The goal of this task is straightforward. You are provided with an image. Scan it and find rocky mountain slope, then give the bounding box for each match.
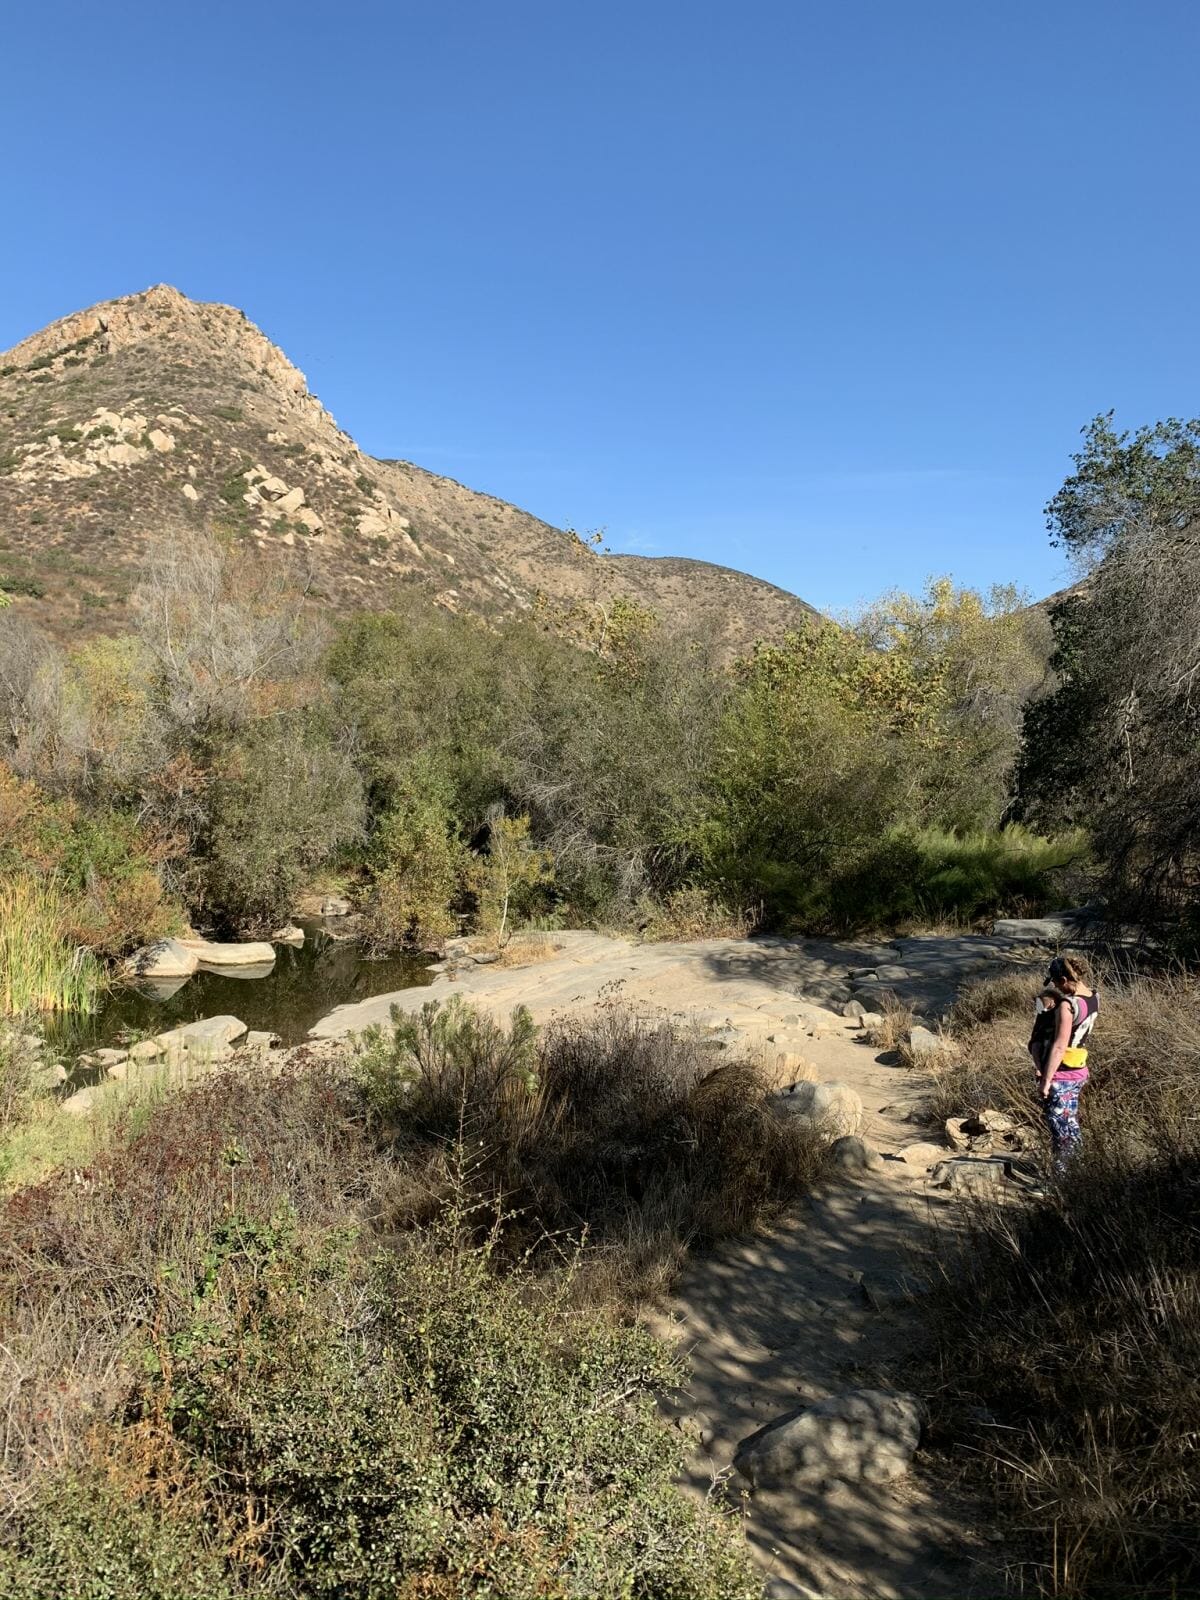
[0,285,817,650]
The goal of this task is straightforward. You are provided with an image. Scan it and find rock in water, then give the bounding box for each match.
[179,938,276,968]
[122,937,199,979]
[734,1389,924,1488]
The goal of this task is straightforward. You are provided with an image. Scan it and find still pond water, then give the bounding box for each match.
[49,922,433,1055]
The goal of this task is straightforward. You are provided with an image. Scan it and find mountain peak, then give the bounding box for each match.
[0,287,818,650]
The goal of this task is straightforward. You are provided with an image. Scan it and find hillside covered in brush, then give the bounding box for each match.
[0,285,817,651]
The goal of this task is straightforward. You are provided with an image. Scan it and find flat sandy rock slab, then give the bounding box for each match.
[734,1389,925,1488]
[180,938,276,968]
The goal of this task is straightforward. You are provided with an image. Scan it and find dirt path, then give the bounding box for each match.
[655,1025,983,1600]
[313,930,1020,1598]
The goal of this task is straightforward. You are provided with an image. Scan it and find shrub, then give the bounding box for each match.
[0,1468,235,1600]
[202,721,365,931]
[355,998,828,1290]
[0,577,46,599]
[468,809,554,943]
[141,1219,760,1598]
[365,770,468,950]
[638,884,755,941]
[0,1050,769,1596]
[822,825,1088,934]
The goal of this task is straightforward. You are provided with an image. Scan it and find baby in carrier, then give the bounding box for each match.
[1028,954,1098,1169]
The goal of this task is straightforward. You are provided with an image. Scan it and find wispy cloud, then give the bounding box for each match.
[606,530,663,554]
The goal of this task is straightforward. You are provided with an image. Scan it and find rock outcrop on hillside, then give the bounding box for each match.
[0,285,818,651]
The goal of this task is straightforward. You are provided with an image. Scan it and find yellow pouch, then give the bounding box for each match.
[1061,1047,1089,1069]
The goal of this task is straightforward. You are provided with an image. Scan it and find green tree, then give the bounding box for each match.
[469,809,554,944]
[1016,413,1200,942]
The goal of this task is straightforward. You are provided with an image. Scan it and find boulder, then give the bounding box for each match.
[978,1107,1018,1134]
[78,1047,128,1071]
[180,938,276,968]
[128,1038,166,1062]
[734,1389,924,1488]
[858,1011,883,1029]
[874,964,911,981]
[146,428,174,452]
[829,1134,881,1173]
[775,1079,863,1136]
[156,1015,247,1063]
[907,1025,949,1061]
[61,1085,101,1117]
[944,1115,970,1150]
[928,1157,1009,1195]
[271,923,305,947]
[894,1140,947,1169]
[181,482,199,501]
[841,999,867,1019]
[273,486,305,514]
[122,938,199,979]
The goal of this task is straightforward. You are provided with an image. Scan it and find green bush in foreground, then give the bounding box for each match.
[0,1007,797,1598]
[2,1217,759,1600]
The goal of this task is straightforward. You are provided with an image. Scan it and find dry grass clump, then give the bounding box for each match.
[949,966,1040,1029]
[863,992,915,1052]
[476,930,561,968]
[638,885,756,942]
[922,969,1200,1598]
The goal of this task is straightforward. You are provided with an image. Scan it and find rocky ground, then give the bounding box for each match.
[312,926,1047,1599]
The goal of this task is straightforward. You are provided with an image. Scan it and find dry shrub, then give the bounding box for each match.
[0,1060,375,1507]
[356,998,829,1298]
[923,969,1200,1598]
[949,966,1040,1029]
[639,885,755,942]
[863,991,914,1052]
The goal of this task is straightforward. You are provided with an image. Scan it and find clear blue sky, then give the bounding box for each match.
[3,1,1196,612]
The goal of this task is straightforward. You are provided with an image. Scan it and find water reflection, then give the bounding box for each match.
[49,921,433,1053]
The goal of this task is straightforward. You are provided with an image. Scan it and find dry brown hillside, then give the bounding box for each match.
[0,285,817,650]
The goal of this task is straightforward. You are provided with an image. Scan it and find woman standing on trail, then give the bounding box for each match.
[1028,954,1098,1170]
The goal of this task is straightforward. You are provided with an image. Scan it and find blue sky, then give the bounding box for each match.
[3,1,1196,612]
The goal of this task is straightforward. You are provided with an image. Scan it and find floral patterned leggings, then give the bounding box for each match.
[1042,1076,1085,1168]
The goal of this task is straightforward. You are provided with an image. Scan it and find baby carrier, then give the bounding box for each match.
[1030,986,1099,1070]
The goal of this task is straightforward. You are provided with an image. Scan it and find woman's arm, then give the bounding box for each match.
[1039,1002,1073,1097]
